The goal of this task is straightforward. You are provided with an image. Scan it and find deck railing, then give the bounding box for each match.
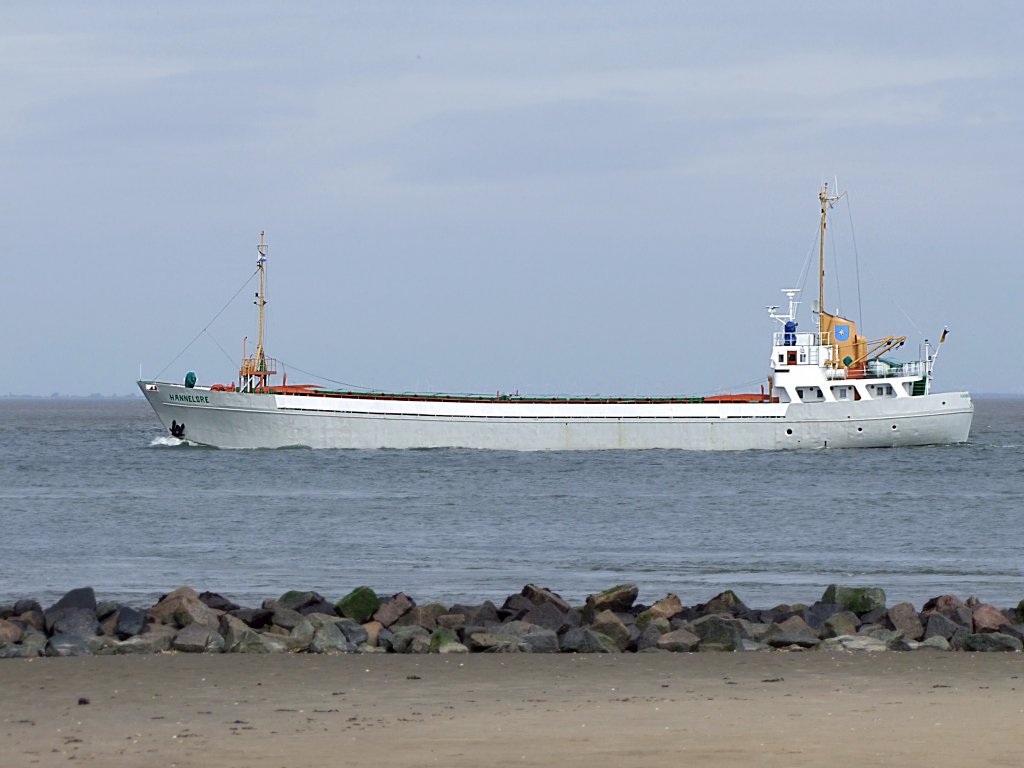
[773,331,823,347]
[240,356,278,376]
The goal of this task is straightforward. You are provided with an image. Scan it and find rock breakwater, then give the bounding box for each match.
[2,584,1023,658]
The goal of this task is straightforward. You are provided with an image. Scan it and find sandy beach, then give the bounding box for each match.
[2,651,1022,767]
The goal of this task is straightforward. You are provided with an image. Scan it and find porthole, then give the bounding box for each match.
[892,425,897,430]
[786,428,793,435]
[857,427,863,432]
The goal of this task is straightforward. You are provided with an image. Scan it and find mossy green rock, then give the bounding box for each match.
[428,627,466,653]
[561,628,619,653]
[335,586,380,623]
[821,585,886,614]
[1016,598,1024,624]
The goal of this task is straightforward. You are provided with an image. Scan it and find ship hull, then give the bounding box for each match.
[138,382,973,450]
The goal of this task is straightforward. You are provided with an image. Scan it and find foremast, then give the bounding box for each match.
[239,231,277,392]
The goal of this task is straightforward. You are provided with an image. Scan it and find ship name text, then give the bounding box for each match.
[169,393,209,403]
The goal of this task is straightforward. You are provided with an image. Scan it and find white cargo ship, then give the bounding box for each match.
[139,187,973,450]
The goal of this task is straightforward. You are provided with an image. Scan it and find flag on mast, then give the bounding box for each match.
[940,328,949,343]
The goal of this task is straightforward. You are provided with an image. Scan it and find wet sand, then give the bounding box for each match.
[2,652,1022,767]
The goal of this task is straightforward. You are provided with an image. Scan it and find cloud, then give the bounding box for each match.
[0,29,194,141]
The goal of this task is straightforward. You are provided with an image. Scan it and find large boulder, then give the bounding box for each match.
[45,587,96,615]
[918,596,971,629]
[429,628,468,654]
[267,605,307,630]
[522,603,571,634]
[334,587,381,624]
[19,609,46,632]
[48,609,101,639]
[636,594,683,628]
[963,632,1023,652]
[822,611,860,638]
[656,628,701,653]
[228,608,274,629]
[44,587,99,637]
[465,632,519,653]
[451,601,500,626]
[149,587,221,631]
[361,620,384,647]
[113,625,177,654]
[500,594,535,620]
[0,619,24,645]
[521,584,572,613]
[333,618,369,646]
[308,624,355,654]
[590,610,631,651]
[922,594,963,615]
[301,598,338,616]
[972,604,1010,633]
[560,628,618,653]
[636,620,670,651]
[172,624,225,653]
[699,590,748,617]
[949,627,971,651]
[14,599,42,616]
[276,590,328,613]
[45,634,93,657]
[735,619,771,643]
[373,593,415,627]
[923,612,961,641]
[821,635,889,652]
[821,585,886,614]
[198,592,240,612]
[302,615,365,652]
[887,602,925,641]
[683,614,748,651]
[436,613,466,633]
[801,602,843,630]
[388,625,431,654]
[919,635,951,651]
[288,618,315,650]
[18,629,48,656]
[0,644,38,659]
[220,614,281,653]
[762,616,820,648]
[111,607,147,639]
[586,585,638,614]
[1001,624,1024,641]
[495,621,559,653]
[394,603,448,631]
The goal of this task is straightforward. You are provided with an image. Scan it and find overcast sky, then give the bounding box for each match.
[3,2,1021,396]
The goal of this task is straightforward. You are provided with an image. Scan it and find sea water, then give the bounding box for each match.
[1,397,1021,610]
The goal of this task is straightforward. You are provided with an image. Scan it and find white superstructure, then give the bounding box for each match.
[138,192,973,450]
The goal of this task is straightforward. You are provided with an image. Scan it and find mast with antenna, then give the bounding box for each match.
[240,231,277,392]
[817,182,841,336]
[255,230,268,373]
